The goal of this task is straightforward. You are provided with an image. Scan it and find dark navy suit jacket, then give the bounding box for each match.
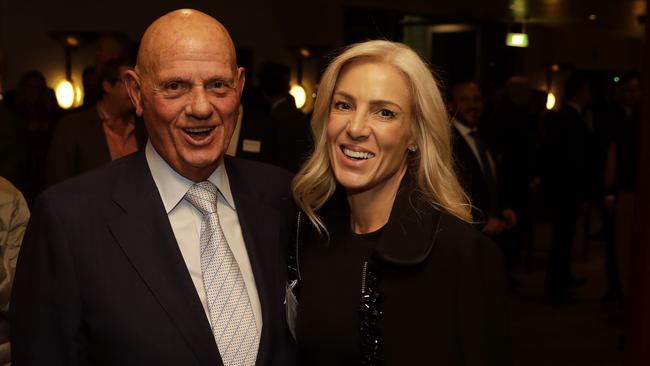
[11,151,297,365]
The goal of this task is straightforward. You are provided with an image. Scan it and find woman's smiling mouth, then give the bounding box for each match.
[341,145,375,160]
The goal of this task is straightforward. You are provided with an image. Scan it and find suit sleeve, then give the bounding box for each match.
[10,195,84,365]
[458,233,511,366]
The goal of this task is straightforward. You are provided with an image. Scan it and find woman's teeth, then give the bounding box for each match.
[342,147,375,160]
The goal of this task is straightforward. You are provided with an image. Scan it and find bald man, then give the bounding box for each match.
[10,9,297,366]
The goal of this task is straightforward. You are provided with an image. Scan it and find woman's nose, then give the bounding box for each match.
[346,112,370,140]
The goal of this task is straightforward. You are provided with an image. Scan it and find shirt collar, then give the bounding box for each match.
[145,141,236,214]
[566,101,582,115]
[452,118,477,136]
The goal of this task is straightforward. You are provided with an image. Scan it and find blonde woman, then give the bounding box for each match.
[290,40,510,365]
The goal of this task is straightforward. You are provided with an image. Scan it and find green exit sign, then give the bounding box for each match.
[506,32,529,47]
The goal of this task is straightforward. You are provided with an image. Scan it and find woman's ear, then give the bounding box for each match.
[123,69,144,116]
[407,135,418,152]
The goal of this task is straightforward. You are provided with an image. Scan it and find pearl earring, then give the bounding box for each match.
[408,145,418,152]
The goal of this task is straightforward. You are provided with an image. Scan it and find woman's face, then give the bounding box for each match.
[327,59,414,195]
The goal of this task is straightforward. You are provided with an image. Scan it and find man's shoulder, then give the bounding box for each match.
[434,210,493,251]
[225,156,294,206]
[225,156,293,184]
[40,153,142,205]
[54,107,100,135]
[58,106,98,124]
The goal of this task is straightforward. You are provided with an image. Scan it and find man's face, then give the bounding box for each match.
[131,38,244,181]
[450,82,483,128]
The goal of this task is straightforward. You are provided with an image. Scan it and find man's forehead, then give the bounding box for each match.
[145,47,237,80]
[137,11,237,78]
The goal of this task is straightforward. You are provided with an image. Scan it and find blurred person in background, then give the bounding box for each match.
[45,57,146,187]
[0,176,29,365]
[542,73,593,304]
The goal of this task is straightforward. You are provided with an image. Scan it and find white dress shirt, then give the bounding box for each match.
[145,142,262,332]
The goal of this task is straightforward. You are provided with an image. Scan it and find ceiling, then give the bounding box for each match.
[488,0,646,35]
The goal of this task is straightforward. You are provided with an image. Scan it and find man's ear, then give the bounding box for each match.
[123,69,144,117]
[236,67,245,97]
[101,79,112,96]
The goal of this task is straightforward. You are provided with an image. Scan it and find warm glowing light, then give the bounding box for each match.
[430,24,474,33]
[55,80,76,109]
[546,92,556,110]
[506,32,529,47]
[75,84,84,105]
[551,64,560,72]
[588,14,598,21]
[509,0,528,18]
[300,48,311,57]
[290,84,306,109]
[66,36,79,47]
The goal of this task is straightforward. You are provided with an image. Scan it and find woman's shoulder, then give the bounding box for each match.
[433,210,497,256]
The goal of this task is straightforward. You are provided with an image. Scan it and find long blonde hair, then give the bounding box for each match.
[292,40,471,231]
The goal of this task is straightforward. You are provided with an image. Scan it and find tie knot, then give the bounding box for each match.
[185,181,219,215]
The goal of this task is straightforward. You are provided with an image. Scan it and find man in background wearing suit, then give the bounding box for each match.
[449,81,517,234]
[11,9,296,365]
[542,74,592,304]
[45,57,147,187]
[449,80,518,286]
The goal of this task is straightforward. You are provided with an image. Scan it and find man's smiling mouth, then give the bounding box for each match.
[183,127,215,138]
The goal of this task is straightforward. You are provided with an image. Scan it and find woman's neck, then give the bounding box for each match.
[347,167,406,234]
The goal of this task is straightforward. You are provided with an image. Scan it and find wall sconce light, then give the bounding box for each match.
[291,47,311,110]
[289,84,306,109]
[50,31,94,109]
[546,92,556,110]
[55,80,75,109]
[55,79,82,109]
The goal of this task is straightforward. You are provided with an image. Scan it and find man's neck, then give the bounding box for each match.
[97,99,130,123]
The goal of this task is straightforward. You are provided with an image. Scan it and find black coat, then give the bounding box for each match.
[45,106,148,187]
[295,176,511,365]
[542,104,590,205]
[11,151,298,365]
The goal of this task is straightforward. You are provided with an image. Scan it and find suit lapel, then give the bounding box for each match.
[225,158,282,365]
[107,152,221,366]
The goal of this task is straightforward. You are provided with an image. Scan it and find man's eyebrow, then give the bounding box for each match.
[158,76,191,84]
[206,76,235,84]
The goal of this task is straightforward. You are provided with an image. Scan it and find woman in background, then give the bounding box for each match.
[290,40,510,365]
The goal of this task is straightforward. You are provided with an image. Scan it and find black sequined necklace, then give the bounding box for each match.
[360,260,383,365]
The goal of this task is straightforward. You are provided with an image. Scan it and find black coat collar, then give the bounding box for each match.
[317,172,442,266]
[373,173,442,266]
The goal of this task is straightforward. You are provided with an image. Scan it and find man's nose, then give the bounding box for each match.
[186,87,213,120]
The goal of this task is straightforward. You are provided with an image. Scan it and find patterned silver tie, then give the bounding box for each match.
[184,181,259,365]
